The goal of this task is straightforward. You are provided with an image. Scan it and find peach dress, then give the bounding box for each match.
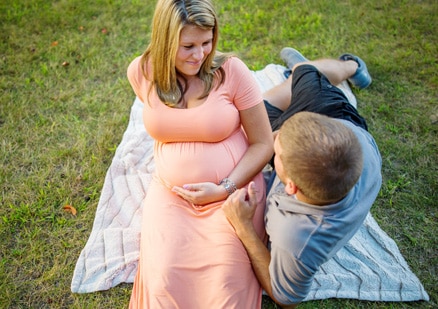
[127,56,266,308]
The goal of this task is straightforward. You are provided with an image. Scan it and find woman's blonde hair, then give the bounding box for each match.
[141,0,230,107]
[279,112,363,203]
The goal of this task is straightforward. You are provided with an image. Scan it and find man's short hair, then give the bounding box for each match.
[279,111,363,203]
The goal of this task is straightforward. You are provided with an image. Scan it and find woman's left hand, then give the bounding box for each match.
[171,182,228,206]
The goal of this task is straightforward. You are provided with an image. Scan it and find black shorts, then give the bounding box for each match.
[264,64,368,131]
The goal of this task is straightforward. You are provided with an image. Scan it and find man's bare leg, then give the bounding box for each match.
[263,59,358,111]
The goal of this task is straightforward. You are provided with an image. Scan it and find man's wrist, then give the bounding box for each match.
[234,220,257,240]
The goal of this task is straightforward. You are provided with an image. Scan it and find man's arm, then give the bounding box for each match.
[222,182,297,309]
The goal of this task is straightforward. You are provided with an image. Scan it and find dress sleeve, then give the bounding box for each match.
[224,57,263,110]
[127,56,147,103]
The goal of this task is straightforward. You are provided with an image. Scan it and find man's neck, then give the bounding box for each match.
[295,191,329,206]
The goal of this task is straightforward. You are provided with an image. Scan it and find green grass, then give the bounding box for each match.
[1,0,436,308]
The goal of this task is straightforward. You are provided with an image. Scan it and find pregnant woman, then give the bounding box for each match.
[127,0,273,308]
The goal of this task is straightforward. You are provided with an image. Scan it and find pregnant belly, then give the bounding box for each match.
[154,131,248,187]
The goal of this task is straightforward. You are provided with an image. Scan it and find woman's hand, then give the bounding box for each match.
[171,182,228,206]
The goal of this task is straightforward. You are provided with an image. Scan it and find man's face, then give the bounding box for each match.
[273,134,289,185]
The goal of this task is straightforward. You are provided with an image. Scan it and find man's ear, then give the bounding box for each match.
[285,178,298,195]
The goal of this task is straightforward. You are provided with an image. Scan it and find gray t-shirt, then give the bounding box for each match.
[265,119,382,305]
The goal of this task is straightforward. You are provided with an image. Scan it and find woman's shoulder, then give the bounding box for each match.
[128,55,141,71]
[127,55,152,81]
[127,55,153,102]
[221,55,247,70]
[220,55,253,83]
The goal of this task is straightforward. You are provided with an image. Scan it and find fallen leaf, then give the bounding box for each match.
[63,205,77,216]
[51,41,58,46]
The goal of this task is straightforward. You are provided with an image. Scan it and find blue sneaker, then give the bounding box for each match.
[280,47,308,69]
[339,53,372,89]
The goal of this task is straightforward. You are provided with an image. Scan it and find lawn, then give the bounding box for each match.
[1,0,436,308]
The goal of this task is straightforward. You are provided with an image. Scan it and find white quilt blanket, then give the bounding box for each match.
[71,64,429,302]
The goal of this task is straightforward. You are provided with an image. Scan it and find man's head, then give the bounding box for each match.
[274,111,363,204]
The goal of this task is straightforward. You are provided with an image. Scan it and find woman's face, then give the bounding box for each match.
[176,25,213,77]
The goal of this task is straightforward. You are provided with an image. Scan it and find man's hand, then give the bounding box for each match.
[222,181,258,236]
[224,182,298,309]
